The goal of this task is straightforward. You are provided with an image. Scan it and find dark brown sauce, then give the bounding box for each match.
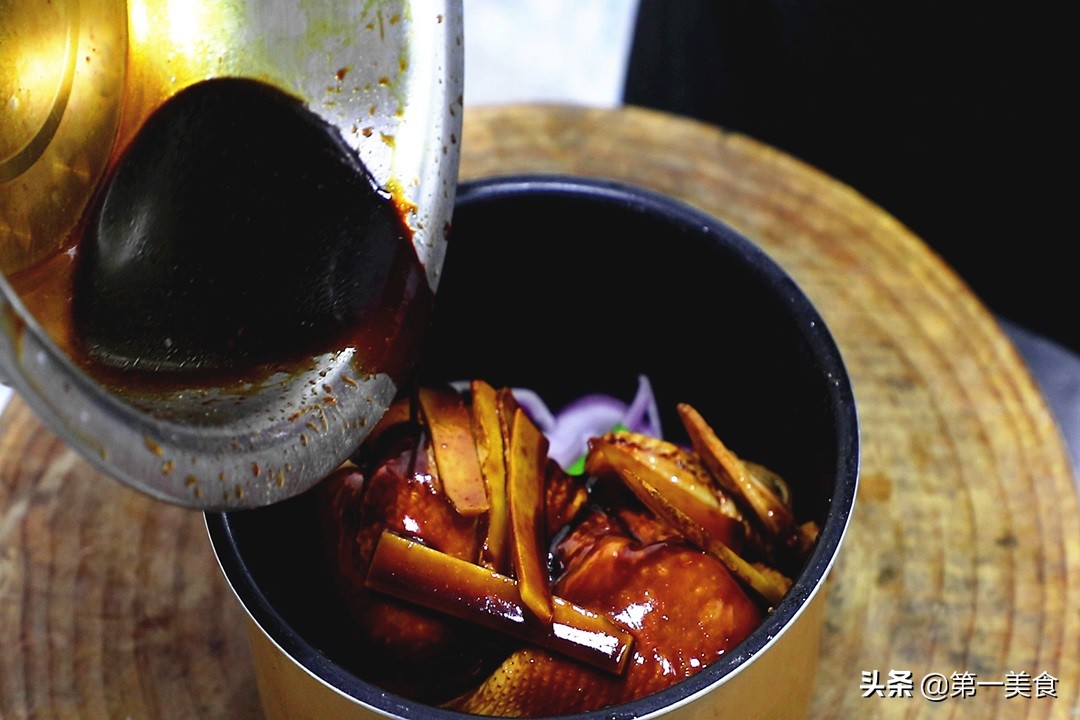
[8,77,433,393]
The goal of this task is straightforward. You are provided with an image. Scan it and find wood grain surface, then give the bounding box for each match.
[1,104,1077,719]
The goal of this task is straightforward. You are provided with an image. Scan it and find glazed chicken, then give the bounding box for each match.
[317,380,816,716]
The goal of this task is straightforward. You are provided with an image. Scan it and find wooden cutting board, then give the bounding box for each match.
[1,104,1077,720]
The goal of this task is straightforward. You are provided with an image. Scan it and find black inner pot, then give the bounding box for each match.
[206,175,859,720]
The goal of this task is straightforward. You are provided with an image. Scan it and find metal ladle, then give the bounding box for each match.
[0,0,463,509]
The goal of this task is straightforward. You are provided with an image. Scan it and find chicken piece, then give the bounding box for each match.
[318,428,498,701]
[320,413,590,704]
[447,507,762,716]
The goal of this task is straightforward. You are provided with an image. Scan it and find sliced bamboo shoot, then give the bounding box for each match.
[590,443,791,606]
[366,531,633,676]
[677,403,795,539]
[418,387,490,517]
[584,432,745,549]
[471,379,510,572]
[496,387,520,448]
[507,407,554,624]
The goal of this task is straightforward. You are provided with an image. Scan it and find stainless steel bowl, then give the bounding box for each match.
[0,0,464,509]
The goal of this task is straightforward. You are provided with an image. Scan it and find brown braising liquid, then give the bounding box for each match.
[8,77,433,393]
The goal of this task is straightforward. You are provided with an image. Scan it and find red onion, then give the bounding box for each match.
[513,375,662,470]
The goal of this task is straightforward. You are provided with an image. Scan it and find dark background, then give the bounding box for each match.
[624,0,1077,355]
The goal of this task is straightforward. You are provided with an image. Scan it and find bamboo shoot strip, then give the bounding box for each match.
[506,407,555,624]
[365,531,634,675]
[678,403,795,538]
[589,444,791,606]
[418,387,490,516]
[470,379,510,572]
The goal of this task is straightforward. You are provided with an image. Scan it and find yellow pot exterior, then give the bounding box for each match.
[244,586,827,720]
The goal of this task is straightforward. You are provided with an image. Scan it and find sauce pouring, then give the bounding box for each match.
[0,0,463,509]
